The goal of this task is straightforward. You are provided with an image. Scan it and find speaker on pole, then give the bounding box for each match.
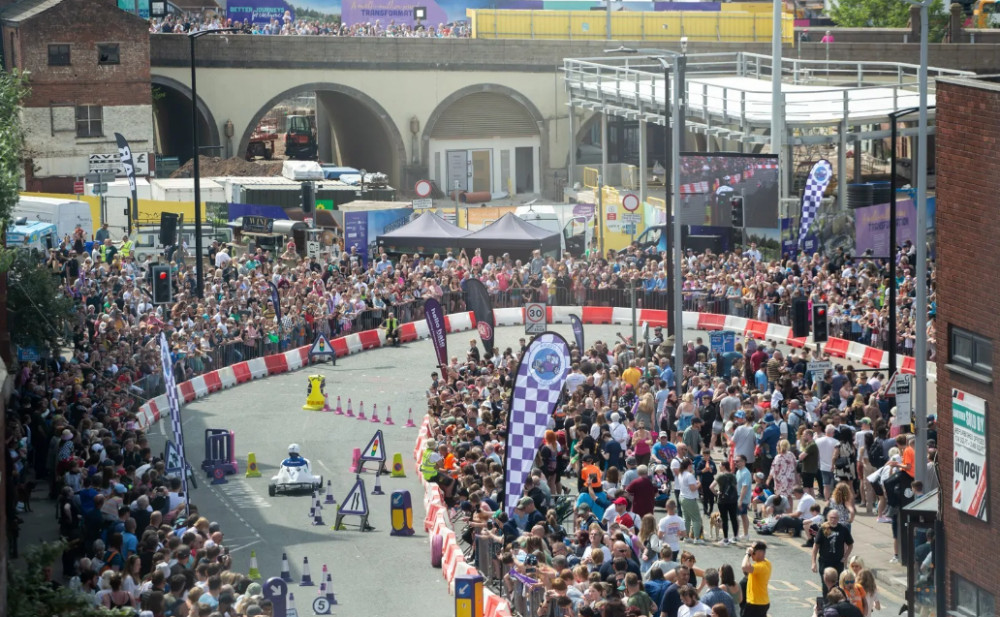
[160,212,179,246]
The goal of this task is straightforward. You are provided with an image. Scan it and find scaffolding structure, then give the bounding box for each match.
[564,52,973,205]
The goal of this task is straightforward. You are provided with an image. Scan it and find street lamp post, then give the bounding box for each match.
[189,28,241,299]
[606,46,686,396]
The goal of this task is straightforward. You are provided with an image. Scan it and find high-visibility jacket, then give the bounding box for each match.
[385,316,398,333]
[120,240,133,257]
[420,449,438,480]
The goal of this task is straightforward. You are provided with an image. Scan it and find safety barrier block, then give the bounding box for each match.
[399,322,420,342]
[357,329,383,350]
[765,323,792,345]
[246,358,269,379]
[786,335,808,348]
[639,309,668,327]
[263,353,289,375]
[152,395,169,422]
[412,320,431,340]
[284,348,307,371]
[344,334,364,355]
[846,341,869,364]
[901,355,917,375]
[494,307,524,326]
[823,337,850,358]
[231,362,252,384]
[178,382,196,403]
[330,337,351,357]
[611,307,633,325]
[549,306,574,324]
[217,366,237,389]
[723,315,748,336]
[203,371,223,393]
[862,346,887,368]
[581,306,614,324]
[696,313,726,331]
[444,312,474,332]
[190,376,209,399]
[745,319,769,341]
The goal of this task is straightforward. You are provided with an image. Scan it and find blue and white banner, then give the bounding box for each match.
[797,160,832,248]
[503,332,571,515]
[159,333,189,515]
[424,298,448,368]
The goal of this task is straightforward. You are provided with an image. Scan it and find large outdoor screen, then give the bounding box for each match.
[678,154,779,229]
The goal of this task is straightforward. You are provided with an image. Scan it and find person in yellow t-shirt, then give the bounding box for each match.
[621,359,642,390]
[741,540,772,617]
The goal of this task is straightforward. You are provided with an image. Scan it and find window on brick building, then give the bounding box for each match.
[75,105,103,138]
[954,574,995,617]
[48,44,70,66]
[98,44,120,65]
[949,326,993,379]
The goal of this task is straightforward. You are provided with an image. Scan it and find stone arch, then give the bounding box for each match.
[421,83,547,169]
[237,82,407,186]
[151,74,221,160]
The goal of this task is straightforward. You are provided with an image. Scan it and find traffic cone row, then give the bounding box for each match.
[325,395,404,427]
[357,401,367,421]
[370,403,380,423]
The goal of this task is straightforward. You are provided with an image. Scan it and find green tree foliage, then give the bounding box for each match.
[7,541,130,617]
[289,4,341,22]
[830,0,949,40]
[6,250,73,351]
[0,70,28,231]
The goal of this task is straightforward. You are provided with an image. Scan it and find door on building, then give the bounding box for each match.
[446,150,468,193]
[471,150,491,193]
[515,147,534,193]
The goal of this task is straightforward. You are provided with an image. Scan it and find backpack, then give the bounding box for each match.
[719,476,739,505]
[868,437,889,469]
[100,550,120,574]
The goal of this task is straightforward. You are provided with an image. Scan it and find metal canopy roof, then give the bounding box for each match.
[564,52,974,146]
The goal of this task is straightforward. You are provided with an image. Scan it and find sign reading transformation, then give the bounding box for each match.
[952,388,988,522]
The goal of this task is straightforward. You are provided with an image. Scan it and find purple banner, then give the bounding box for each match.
[854,199,916,258]
[424,298,448,369]
[344,211,370,266]
[503,332,571,515]
[227,0,293,25]
[341,0,447,27]
[569,314,584,352]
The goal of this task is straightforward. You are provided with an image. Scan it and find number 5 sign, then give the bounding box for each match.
[525,302,546,334]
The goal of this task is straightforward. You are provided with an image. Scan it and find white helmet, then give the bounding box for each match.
[288,443,300,455]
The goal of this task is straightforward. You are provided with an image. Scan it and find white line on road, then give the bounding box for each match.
[317,460,331,473]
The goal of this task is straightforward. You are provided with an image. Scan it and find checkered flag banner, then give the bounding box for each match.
[159,332,190,514]
[797,160,833,248]
[503,331,571,515]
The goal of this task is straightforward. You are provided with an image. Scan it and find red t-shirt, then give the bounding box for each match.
[626,476,658,518]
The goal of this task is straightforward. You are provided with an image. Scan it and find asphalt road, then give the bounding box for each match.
[147,323,905,617]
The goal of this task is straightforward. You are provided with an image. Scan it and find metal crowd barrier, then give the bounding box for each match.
[506,569,547,617]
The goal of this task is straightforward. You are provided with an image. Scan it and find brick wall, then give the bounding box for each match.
[934,76,1000,608]
[17,0,150,108]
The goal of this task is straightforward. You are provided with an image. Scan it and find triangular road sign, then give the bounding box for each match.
[340,476,369,516]
[164,440,184,473]
[309,334,334,358]
[359,430,386,464]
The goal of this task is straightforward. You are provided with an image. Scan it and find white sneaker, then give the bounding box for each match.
[889,556,900,564]
[694,539,705,545]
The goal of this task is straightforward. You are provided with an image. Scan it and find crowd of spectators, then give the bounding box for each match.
[149,12,472,38]
[4,216,932,615]
[417,318,937,616]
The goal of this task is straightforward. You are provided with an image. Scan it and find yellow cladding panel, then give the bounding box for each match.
[468,9,793,43]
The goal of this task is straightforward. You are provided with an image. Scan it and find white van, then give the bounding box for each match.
[14,196,94,239]
[515,204,593,257]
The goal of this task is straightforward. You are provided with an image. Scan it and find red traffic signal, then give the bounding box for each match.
[159,272,167,279]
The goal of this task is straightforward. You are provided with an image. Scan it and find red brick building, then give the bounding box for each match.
[935,75,1000,617]
[0,0,152,192]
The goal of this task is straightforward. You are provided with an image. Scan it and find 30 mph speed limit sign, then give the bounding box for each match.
[525,302,546,334]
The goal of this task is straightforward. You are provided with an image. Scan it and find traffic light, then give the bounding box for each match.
[300,181,315,214]
[812,303,829,343]
[791,298,809,338]
[730,196,744,228]
[152,265,173,305]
